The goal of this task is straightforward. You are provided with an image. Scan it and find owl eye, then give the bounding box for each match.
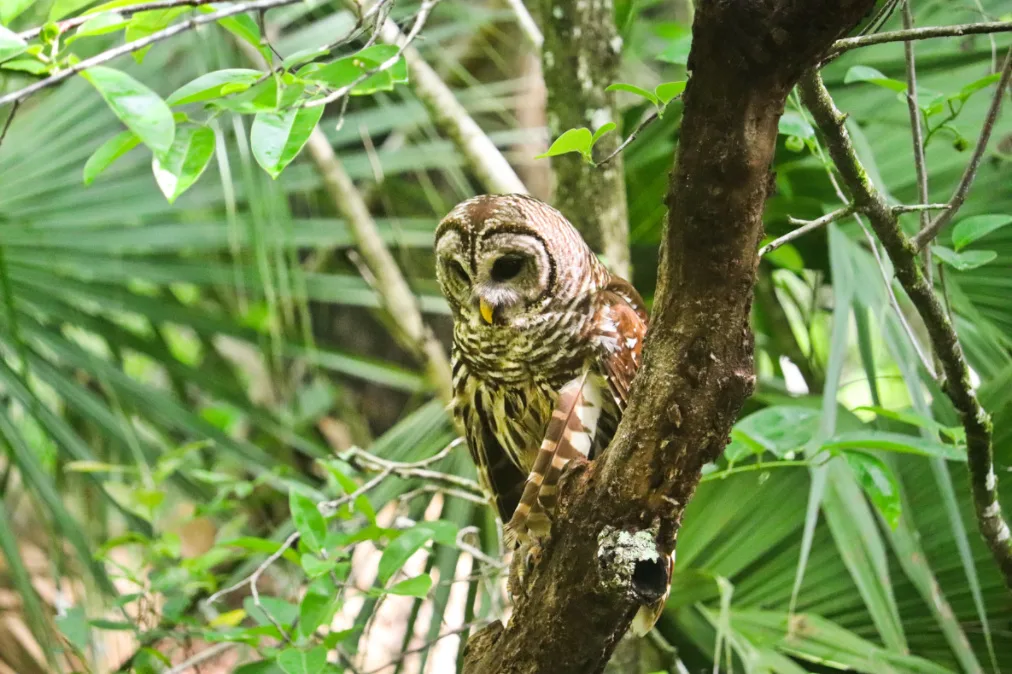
[491,253,525,282]
[447,259,470,284]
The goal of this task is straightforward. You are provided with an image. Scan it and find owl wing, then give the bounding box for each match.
[591,275,648,410]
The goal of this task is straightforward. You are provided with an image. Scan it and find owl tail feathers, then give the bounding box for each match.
[630,551,674,637]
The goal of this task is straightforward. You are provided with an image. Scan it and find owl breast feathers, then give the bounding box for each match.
[434,194,669,634]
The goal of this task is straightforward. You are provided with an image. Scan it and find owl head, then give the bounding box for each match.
[434,194,598,330]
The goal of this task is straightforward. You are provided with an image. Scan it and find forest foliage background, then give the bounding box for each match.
[0,0,1010,672]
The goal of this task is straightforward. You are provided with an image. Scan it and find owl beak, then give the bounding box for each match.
[479,298,495,325]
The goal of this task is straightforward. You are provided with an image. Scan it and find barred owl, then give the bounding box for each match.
[435,194,669,634]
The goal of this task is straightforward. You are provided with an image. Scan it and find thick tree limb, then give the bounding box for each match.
[461,2,876,672]
[798,70,1012,593]
[537,0,630,279]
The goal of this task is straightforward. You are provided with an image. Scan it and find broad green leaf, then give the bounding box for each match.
[83,130,139,185]
[843,451,901,529]
[951,214,1012,251]
[777,110,814,139]
[1,58,48,73]
[49,0,96,20]
[821,430,965,461]
[852,405,963,442]
[209,609,246,627]
[319,459,376,523]
[725,405,820,460]
[80,66,174,158]
[763,241,804,271]
[290,490,327,553]
[300,553,343,579]
[196,5,267,60]
[956,72,1002,102]
[298,592,339,639]
[358,44,408,82]
[387,573,433,597]
[211,76,304,114]
[67,11,127,42]
[166,69,262,106]
[654,80,686,104]
[282,46,329,70]
[243,596,298,627]
[591,121,616,146]
[1,0,35,22]
[377,525,435,585]
[535,127,594,162]
[277,647,327,674]
[220,537,300,564]
[657,34,691,65]
[299,54,394,94]
[606,82,659,106]
[843,65,906,93]
[250,106,325,179]
[152,125,215,203]
[931,245,997,271]
[56,605,90,651]
[235,661,285,674]
[123,8,187,62]
[0,24,27,62]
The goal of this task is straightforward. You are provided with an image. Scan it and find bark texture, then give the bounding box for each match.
[462,2,877,673]
[537,0,630,278]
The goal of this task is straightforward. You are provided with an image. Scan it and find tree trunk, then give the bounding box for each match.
[462,2,877,672]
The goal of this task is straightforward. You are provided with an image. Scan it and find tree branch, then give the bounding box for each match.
[900,0,932,274]
[759,206,853,256]
[798,69,1012,593]
[828,20,1012,57]
[18,0,224,40]
[911,45,1012,250]
[536,0,630,278]
[374,7,527,195]
[0,0,302,109]
[304,129,454,402]
[461,2,878,672]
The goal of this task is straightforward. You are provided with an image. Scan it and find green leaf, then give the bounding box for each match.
[83,130,140,185]
[606,82,659,106]
[763,241,804,271]
[250,106,325,179]
[358,44,408,83]
[726,406,821,460]
[777,110,814,139]
[196,5,267,60]
[956,72,1002,102]
[657,34,691,65]
[843,65,906,93]
[377,525,435,585]
[950,214,1012,251]
[56,605,90,652]
[654,80,686,104]
[235,661,285,674]
[931,245,997,271]
[80,66,175,159]
[151,125,215,203]
[591,121,616,146]
[298,592,339,639]
[299,54,395,95]
[244,596,298,627]
[1,0,35,23]
[221,537,300,565]
[277,646,327,674]
[387,573,433,597]
[843,451,901,529]
[123,8,187,62]
[821,430,965,461]
[67,11,127,42]
[535,127,594,162]
[289,490,327,553]
[49,0,96,20]
[0,24,27,62]
[166,69,263,106]
[300,553,341,579]
[1,58,48,73]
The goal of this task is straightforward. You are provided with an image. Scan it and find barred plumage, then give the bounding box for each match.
[435,193,668,634]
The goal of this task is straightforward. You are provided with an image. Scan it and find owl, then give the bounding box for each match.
[434,194,669,634]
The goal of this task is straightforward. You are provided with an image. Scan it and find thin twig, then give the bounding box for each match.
[18,0,219,40]
[305,0,439,108]
[0,0,302,109]
[901,0,932,276]
[165,643,234,674]
[205,530,300,606]
[368,3,526,194]
[456,526,506,569]
[363,621,489,674]
[597,108,659,166]
[912,45,1012,250]
[799,69,1012,593]
[892,203,949,214]
[505,0,543,48]
[0,101,19,155]
[398,484,488,506]
[759,206,853,257]
[829,20,1012,57]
